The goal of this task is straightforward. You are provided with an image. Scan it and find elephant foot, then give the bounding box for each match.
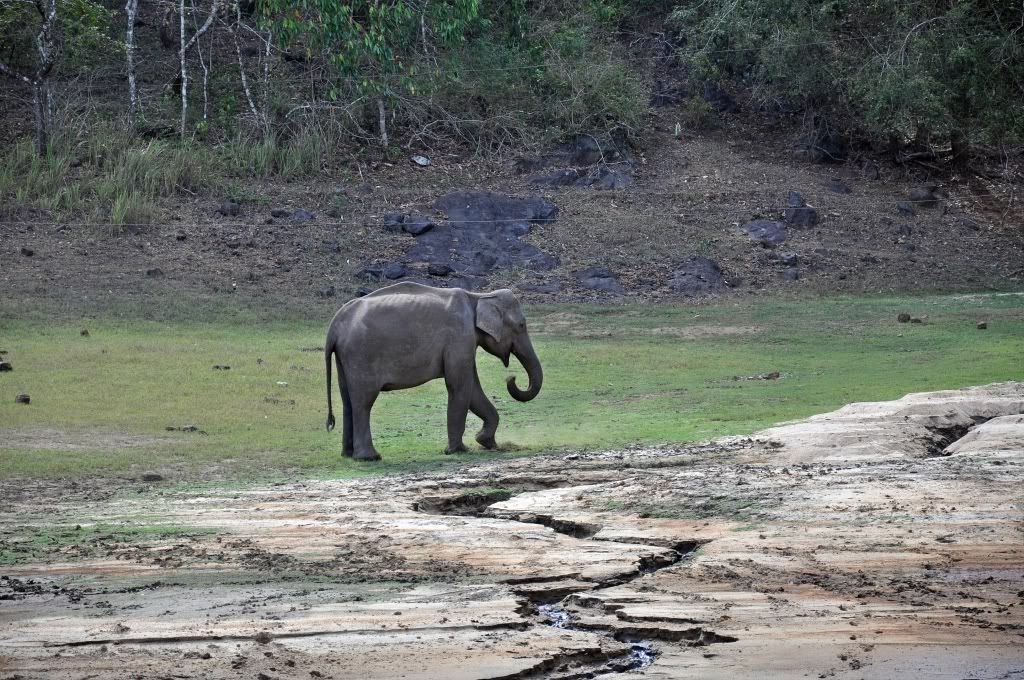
[475,432,497,450]
[342,448,354,458]
[352,448,381,461]
[444,442,469,455]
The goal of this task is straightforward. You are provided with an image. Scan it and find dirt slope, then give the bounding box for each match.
[2,382,1022,678]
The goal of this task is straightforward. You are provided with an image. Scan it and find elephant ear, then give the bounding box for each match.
[476,296,505,340]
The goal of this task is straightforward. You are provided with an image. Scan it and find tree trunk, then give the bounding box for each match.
[377,97,388,148]
[33,0,58,156]
[179,0,187,139]
[125,0,138,127]
[950,128,970,169]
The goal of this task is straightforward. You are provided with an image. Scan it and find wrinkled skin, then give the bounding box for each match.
[325,282,543,461]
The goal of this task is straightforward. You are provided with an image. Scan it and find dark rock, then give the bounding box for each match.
[958,216,982,231]
[742,219,787,246]
[402,216,435,236]
[780,252,799,267]
[827,177,851,194]
[290,209,315,223]
[217,199,241,217]
[20,246,33,257]
[427,263,454,276]
[175,231,187,241]
[569,134,602,165]
[531,168,581,187]
[382,212,406,233]
[783,191,818,227]
[670,256,727,296]
[0,361,11,371]
[317,285,335,298]
[383,263,407,280]
[908,187,939,208]
[80,329,90,337]
[360,264,385,280]
[783,268,800,281]
[321,239,342,254]
[580,165,632,190]
[576,266,623,294]
[863,161,880,180]
[270,208,290,218]
[146,267,165,278]
[213,364,230,370]
[898,313,911,323]
[896,223,913,237]
[405,191,559,277]
[15,393,29,404]
[896,201,916,216]
[977,321,988,330]
[519,281,563,294]
[141,473,163,482]
[701,80,737,113]
[910,317,924,324]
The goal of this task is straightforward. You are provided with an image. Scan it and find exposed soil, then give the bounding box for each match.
[3,114,1023,314]
[2,383,1022,678]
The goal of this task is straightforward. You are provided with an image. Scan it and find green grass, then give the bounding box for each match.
[1,292,1022,481]
[0,523,219,565]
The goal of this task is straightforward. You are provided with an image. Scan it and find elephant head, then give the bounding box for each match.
[474,289,543,402]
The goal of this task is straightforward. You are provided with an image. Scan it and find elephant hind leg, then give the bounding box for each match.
[336,355,354,457]
[350,384,381,461]
[470,372,499,450]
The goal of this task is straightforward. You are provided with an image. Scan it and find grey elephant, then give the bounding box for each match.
[324,282,543,460]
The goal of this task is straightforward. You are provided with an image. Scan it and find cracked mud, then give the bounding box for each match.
[2,382,1023,678]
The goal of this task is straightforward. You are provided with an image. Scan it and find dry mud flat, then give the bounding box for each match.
[2,383,1024,679]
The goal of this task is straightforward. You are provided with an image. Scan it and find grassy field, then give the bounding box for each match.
[1,292,1022,481]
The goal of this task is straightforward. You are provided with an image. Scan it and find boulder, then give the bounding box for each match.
[826,177,851,194]
[742,219,787,246]
[403,216,436,236]
[20,246,34,257]
[896,201,916,216]
[908,186,939,209]
[783,268,800,281]
[669,257,727,296]
[783,191,818,227]
[383,212,406,233]
[405,191,559,277]
[217,199,241,217]
[576,266,624,294]
[383,263,407,280]
[427,263,454,276]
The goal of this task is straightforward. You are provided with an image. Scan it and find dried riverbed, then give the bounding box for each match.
[2,383,1023,678]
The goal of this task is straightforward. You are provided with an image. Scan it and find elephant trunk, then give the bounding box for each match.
[507,336,542,402]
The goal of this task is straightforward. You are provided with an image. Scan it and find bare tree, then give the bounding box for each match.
[125,0,139,127]
[178,0,222,139]
[0,0,59,156]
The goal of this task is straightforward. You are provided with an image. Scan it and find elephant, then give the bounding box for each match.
[324,282,543,461]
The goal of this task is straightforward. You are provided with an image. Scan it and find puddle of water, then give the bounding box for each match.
[538,603,573,629]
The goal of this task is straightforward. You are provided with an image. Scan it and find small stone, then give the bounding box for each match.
[383,263,407,280]
[783,267,800,281]
[896,201,916,216]
[213,364,231,370]
[80,329,90,336]
[271,208,290,218]
[146,267,165,278]
[783,191,818,227]
[15,393,30,404]
[977,321,987,330]
[20,246,34,256]
[897,313,911,323]
[141,473,163,482]
[910,317,923,324]
[291,209,315,223]
[862,161,880,180]
[827,177,851,194]
[253,631,273,644]
[217,199,241,216]
[780,252,799,267]
[427,263,454,276]
[175,231,187,241]
[908,187,938,208]
[0,361,12,372]
[317,285,335,298]
[382,212,405,232]
[410,154,431,167]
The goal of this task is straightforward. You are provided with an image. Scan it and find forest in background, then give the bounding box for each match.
[1,0,1022,224]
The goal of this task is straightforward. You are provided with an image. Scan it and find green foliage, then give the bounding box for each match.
[0,0,113,74]
[0,523,220,565]
[2,293,1022,481]
[258,0,482,97]
[670,0,1024,143]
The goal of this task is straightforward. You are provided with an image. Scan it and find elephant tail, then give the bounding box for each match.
[325,329,336,432]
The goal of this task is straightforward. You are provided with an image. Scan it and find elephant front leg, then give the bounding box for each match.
[470,375,499,450]
[444,380,470,454]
